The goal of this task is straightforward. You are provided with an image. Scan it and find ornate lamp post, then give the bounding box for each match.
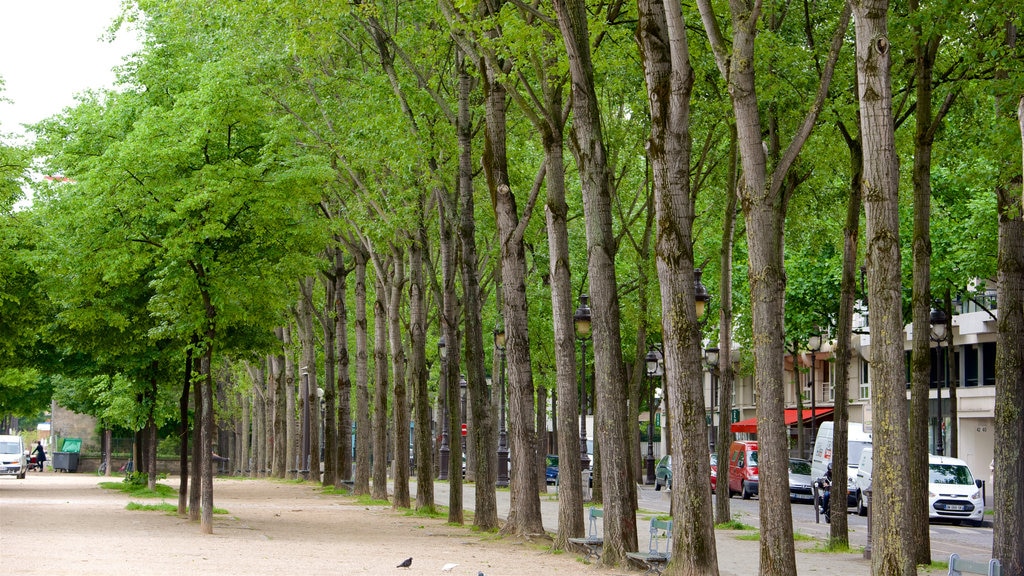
[694,268,711,319]
[930,306,948,456]
[300,366,310,476]
[807,332,822,451]
[573,294,593,470]
[705,347,720,452]
[645,347,663,484]
[459,375,468,464]
[494,325,509,487]
[438,335,450,480]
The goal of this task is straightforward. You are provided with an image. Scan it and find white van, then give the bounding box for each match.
[0,435,28,479]
[928,454,984,526]
[854,447,873,515]
[811,421,872,507]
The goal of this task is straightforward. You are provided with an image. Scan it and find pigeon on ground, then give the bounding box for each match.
[441,563,458,573]
[397,557,413,569]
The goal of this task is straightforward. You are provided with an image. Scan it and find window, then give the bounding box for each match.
[964,345,979,387]
[825,361,834,402]
[860,359,871,400]
[982,342,996,386]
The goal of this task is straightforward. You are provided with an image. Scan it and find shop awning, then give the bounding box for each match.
[730,408,834,434]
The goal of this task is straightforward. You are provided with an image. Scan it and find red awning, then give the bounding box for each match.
[730,408,834,434]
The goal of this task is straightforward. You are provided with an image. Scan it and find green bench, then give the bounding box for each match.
[567,507,604,561]
[626,517,672,575]
[948,553,1001,576]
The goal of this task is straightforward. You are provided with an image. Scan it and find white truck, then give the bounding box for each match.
[811,421,872,508]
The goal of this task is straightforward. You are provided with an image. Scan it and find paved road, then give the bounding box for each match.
[427,479,993,568]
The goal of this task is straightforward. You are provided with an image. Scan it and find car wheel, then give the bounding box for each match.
[857,491,867,516]
[741,483,751,500]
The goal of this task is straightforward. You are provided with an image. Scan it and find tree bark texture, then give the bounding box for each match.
[483,66,545,537]
[371,273,390,501]
[440,176,463,525]
[992,95,1024,576]
[321,269,339,487]
[389,247,411,509]
[409,234,435,511]
[553,0,637,562]
[908,21,939,561]
[334,252,353,483]
[637,0,719,571]
[272,333,287,478]
[715,123,738,526]
[352,247,372,495]
[830,123,862,547]
[456,53,497,529]
[852,2,915,572]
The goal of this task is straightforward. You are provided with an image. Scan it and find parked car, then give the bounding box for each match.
[545,455,558,484]
[727,440,759,499]
[788,458,814,503]
[654,453,717,492]
[854,447,873,516]
[928,455,984,526]
[811,421,871,508]
[655,454,671,490]
[0,435,27,480]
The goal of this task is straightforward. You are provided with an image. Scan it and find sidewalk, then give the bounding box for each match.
[431,480,876,575]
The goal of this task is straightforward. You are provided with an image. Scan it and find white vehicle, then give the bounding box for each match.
[811,421,872,508]
[0,435,28,479]
[929,454,985,526]
[854,447,873,516]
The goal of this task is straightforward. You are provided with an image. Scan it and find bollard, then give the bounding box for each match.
[863,487,872,559]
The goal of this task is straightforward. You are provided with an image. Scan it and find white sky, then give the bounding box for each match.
[0,0,141,140]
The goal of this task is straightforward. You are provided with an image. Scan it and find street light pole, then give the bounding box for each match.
[645,348,662,484]
[574,295,592,471]
[807,332,822,452]
[300,367,310,477]
[494,326,509,487]
[930,306,948,456]
[438,336,450,480]
[459,375,468,460]
[705,348,720,452]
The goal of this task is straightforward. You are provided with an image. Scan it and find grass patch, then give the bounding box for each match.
[735,531,760,541]
[319,485,351,496]
[919,560,949,573]
[403,507,446,519]
[716,518,756,531]
[352,494,391,507]
[805,539,863,554]
[99,481,177,499]
[125,502,229,514]
[793,531,816,541]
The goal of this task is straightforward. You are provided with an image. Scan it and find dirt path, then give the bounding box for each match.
[1,472,881,575]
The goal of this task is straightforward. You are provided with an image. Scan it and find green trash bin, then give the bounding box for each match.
[54,438,82,472]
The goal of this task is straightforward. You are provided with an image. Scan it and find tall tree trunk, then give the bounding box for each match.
[178,346,193,514]
[637,0,718,571]
[410,234,436,511]
[190,353,202,520]
[388,247,410,509]
[715,123,739,526]
[853,2,915,572]
[992,94,1024,576]
[335,251,354,484]
[553,0,636,562]
[479,44,544,539]
[321,265,339,488]
[537,386,548,493]
[908,15,943,560]
[352,245,372,495]
[272,332,287,478]
[297,277,321,479]
[829,119,862,547]
[438,163,463,524]
[372,270,391,501]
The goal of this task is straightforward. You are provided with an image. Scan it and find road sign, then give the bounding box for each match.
[461,423,467,436]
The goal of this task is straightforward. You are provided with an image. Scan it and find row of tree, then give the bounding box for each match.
[1,0,1022,574]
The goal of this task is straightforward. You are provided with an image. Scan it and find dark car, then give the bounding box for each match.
[655,453,717,491]
[655,455,672,490]
[788,458,814,503]
[546,455,558,484]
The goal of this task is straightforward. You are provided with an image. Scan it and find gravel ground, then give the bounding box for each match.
[1,472,879,575]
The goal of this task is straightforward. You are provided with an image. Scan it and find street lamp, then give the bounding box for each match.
[300,367,310,476]
[705,347,720,452]
[317,387,325,463]
[807,332,822,455]
[694,268,711,319]
[930,306,948,456]
[645,347,663,485]
[574,294,593,470]
[494,325,509,487]
[459,375,468,461]
[438,335,450,480]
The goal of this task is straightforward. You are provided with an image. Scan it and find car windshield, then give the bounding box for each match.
[547,455,558,467]
[929,464,974,485]
[0,441,20,453]
[789,459,812,475]
[848,441,871,468]
[710,453,717,466]
[748,450,758,465]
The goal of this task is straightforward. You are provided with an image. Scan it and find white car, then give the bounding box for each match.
[929,454,985,526]
[0,435,28,479]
